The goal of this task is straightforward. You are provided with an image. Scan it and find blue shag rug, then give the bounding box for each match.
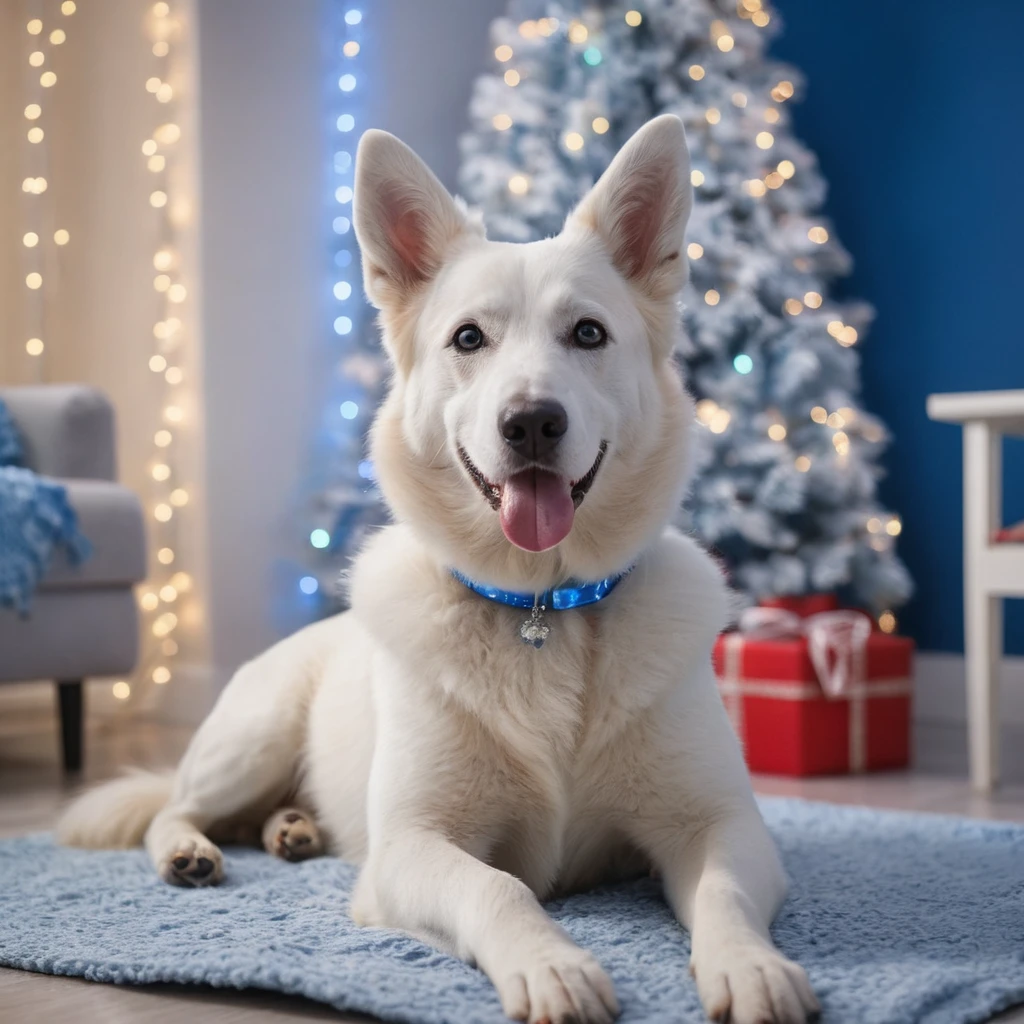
[0,797,1021,1023]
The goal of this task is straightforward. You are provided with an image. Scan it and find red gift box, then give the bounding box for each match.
[712,602,914,776]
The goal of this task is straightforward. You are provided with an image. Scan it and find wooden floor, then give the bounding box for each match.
[1,699,1023,1023]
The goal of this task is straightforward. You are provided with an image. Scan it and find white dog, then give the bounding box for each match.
[59,115,818,1024]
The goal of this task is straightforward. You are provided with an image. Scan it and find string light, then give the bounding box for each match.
[778,159,796,178]
[688,65,705,80]
[494,44,513,62]
[508,174,530,195]
[771,80,795,102]
[625,10,642,26]
[878,611,897,634]
[795,455,812,472]
[695,399,718,426]
[592,116,609,134]
[710,20,734,51]
[784,298,803,315]
[709,409,731,433]
[768,423,787,441]
[504,69,520,86]
[704,289,721,306]
[705,107,721,124]
[564,132,584,151]
[492,113,512,130]
[808,225,829,243]
[687,242,704,260]
[755,131,774,149]
[129,1,192,704]
[568,21,588,43]
[691,169,705,186]
[18,18,78,374]
[803,291,822,308]
[810,406,828,424]
[303,5,370,602]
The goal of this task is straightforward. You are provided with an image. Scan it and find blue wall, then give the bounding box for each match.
[772,0,1024,654]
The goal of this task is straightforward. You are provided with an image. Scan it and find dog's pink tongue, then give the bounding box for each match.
[499,469,574,552]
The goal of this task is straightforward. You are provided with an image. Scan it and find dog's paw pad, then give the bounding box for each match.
[262,808,324,862]
[159,839,223,887]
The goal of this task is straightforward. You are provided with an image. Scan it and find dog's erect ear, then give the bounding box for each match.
[354,130,470,308]
[566,115,692,299]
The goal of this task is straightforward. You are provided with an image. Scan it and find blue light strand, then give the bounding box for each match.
[297,4,367,598]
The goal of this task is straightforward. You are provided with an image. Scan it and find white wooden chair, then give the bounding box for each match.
[927,389,1024,791]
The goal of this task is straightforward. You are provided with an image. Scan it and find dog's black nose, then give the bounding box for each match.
[499,400,568,461]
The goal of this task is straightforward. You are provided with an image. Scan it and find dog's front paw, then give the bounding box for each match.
[497,944,619,1024]
[158,836,224,888]
[691,942,818,1023]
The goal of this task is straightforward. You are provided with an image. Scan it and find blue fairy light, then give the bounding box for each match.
[333,281,352,300]
[733,353,754,374]
[334,250,352,267]
[333,216,351,234]
[358,460,375,480]
[339,74,356,92]
[299,576,319,595]
[334,316,353,335]
[337,113,355,132]
[310,529,330,549]
[340,401,359,419]
[583,47,602,66]
[335,185,353,203]
[344,9,361,24]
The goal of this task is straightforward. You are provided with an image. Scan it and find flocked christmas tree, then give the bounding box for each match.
[309,0,911,623]
[457,0,912,619]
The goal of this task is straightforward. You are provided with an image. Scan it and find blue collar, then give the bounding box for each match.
[450,567,632,611]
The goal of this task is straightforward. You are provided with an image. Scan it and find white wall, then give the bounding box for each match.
[194,0,505,679]
[195,0,326,677]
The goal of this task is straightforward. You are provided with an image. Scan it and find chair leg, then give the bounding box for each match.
[56,680,84,773]
[964,593,1000,792]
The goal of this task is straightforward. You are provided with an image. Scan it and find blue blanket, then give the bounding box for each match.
[0,398,89,611]
[0,797,1021,1023]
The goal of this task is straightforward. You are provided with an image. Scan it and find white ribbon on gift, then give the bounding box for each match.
[736,607,873,698]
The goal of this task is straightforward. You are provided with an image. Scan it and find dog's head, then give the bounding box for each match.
[354,115,695,590]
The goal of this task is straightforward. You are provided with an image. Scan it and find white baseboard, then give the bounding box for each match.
[914,652,1024,728]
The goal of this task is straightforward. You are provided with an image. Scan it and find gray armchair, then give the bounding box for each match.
[0,386,146,772]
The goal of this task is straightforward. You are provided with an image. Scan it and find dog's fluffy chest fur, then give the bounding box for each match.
[346,522,730,895]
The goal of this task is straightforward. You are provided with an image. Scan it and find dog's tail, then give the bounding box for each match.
[57,769,175,849]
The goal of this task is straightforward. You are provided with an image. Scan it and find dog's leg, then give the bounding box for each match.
[626,672,819,1023]
[145,624,330,886]
[353,829,619,1024]
[262,808,324,862]
[657,811,819,1023]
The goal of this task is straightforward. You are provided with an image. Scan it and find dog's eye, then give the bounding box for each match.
[573,320,607,349]
[452,324,484,352]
